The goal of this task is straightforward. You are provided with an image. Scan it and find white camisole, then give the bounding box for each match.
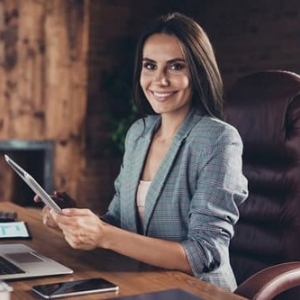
[136,180,151,228]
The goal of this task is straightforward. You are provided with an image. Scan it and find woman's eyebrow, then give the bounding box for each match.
[142,58,155,63]
[167,58,186,64]
[142,57,185,63]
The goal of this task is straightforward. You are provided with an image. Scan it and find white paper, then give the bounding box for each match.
[0,221,29,238]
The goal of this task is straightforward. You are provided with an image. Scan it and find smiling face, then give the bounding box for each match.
[140,33,192,118]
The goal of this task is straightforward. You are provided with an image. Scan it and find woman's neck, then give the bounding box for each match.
[157,110,189,140]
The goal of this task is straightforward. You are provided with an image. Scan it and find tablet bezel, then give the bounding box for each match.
[4,155,62,212]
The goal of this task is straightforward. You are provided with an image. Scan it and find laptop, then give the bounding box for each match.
[4,155,62,212]
[0,243,73,280]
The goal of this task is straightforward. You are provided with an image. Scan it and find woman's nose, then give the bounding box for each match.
[154,70,169,85]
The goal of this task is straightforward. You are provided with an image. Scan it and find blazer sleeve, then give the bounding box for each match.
[181,125,248,278]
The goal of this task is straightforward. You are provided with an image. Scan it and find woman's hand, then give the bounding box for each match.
[34,191,77,229]
[42,205,60,228]
[33,195,58,229]
[50,208,106,250]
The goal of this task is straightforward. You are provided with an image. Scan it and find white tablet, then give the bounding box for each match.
[4,155,62,212]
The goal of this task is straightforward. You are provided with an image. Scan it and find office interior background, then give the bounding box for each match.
[0,0,299,213]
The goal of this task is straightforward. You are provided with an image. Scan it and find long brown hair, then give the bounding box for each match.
[133,12,224,119]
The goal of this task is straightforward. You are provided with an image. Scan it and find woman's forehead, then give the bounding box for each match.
[142,33,185,61]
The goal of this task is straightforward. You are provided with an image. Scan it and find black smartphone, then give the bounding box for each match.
[31,278,119,299]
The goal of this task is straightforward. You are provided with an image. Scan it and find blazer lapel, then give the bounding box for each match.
[143,109,203,234]
[143,137,182,234]
[121,120,157,233]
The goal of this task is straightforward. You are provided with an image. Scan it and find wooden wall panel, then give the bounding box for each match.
[1,0,19,139]
[0,1,6,137]
[15,0,45,138]
[0,0,89,202]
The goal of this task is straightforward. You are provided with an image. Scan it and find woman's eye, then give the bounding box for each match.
[143,62,156,70]
[170,63,184,71]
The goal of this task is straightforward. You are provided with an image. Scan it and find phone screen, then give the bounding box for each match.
[31,278,119,299]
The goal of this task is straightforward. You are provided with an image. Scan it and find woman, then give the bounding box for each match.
[36,12,248,291]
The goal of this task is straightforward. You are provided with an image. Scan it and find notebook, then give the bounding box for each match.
[4,155,62,212]
[0,243,73,280]
[109,288,205,300]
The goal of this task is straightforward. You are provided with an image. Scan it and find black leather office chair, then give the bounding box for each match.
[225,70,300,300]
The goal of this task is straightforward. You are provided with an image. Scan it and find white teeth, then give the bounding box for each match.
[153,92,173,97]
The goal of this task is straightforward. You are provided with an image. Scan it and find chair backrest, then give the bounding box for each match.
[225,70,300,299]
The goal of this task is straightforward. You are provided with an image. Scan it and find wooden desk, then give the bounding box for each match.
[0,202,247,300]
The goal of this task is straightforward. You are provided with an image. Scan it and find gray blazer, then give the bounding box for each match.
[102,108,248,291]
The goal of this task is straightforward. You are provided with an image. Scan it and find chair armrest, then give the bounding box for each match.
[234,262,300,300]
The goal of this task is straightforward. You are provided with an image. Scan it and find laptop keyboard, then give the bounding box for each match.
[0,255,25,275]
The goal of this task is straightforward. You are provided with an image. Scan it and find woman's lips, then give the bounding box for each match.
[151,91,176,101]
